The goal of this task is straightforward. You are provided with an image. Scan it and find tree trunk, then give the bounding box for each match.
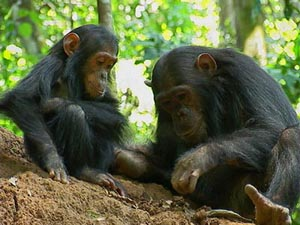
[97,0,114,32]
[219,0,266,64]
[11,0,41,54]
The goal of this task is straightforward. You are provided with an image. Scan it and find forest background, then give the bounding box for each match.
[0,0,299,223]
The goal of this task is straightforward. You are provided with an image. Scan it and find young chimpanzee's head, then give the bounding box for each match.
[51,24,118,99]
[146,46,218,145]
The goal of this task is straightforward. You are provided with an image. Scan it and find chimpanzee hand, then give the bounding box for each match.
[245,184,292,225]
[171,146,212,195]
[43,146,69,184]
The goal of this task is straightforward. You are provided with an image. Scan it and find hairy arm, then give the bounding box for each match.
[0,93,68,183]
[171,125,279,194]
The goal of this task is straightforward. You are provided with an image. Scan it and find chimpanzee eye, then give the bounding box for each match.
[176,93,186,101]
[161,100,173,112]
[97,57,106,65]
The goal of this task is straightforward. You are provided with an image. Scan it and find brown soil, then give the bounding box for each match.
[0,127,254,225]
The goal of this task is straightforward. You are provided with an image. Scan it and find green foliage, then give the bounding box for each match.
[18,22,33,38]
[264,16,300,120]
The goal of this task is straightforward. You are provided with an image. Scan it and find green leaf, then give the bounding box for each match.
[18,22,32,38]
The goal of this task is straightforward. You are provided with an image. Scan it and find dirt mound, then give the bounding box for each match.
[0,127,254,225]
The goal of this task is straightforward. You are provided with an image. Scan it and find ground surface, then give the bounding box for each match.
[0,127,255,225]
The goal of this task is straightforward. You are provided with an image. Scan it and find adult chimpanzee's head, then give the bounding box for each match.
[51,24,118,99]
[147,46,218,145]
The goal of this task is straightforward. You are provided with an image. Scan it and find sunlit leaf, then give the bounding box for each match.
[3,50,12,60]
[18,22,32,38]
[17,58,26,67]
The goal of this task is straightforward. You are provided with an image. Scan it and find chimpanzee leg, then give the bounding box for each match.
[266,126,300,208]
[0,94,68,183]
[245,126,300,225]
[47,104,91,173]
[47,103,125,195]
[23,135,68,183]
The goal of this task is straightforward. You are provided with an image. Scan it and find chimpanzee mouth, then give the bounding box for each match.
[175,127,196,139]
[175,122,203,143]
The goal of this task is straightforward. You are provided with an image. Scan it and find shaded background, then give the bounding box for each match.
[0,0,299,223]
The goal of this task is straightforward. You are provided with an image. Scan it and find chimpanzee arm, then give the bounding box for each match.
[43,98,126,137]
[171,125,281,195]
[43,98,170,186]
[41,97,128,193]
[114,146,172,186]
[0,94,68,183]
[80,101,126,130]
[114,119,182,186]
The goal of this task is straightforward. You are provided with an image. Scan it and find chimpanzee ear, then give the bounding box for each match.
[144,80,152,87]
[195,53,217,74]
[63,33,80,56]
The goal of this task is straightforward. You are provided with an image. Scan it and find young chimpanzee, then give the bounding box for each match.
[115,46,300,224]
[0,24,127,195]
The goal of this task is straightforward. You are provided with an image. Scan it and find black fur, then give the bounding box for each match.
[142,46,300,216]
[0,25,127,180]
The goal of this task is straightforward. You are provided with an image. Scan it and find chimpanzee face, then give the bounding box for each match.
[82,50,117,98]
[63,32,118,99]
[155,83,207,144]
[150,50,218,144]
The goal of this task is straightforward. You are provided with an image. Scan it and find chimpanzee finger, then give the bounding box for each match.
[244,184,270,205]
[188,169,200,194]
[116,186,127,197]
[60,170,69,184]
[172,171,190,194]
[96,173,119,191]
[106,173,127,197]
[53,170,62,182]
[49,168,69,184]
[173,168,201,195]
[98,176,112,187]
[171,164,183,184]
[49,169,55,179]
[171,173,181,193]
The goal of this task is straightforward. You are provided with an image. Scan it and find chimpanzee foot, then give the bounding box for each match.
[79,167,126,197]
[114,148,149,178]
[48,168,69,184]
[245,184,292,225]
[95,173,127,197]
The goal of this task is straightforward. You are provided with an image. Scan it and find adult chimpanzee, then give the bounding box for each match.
[115,46,300,224]
[0,24,127,195]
